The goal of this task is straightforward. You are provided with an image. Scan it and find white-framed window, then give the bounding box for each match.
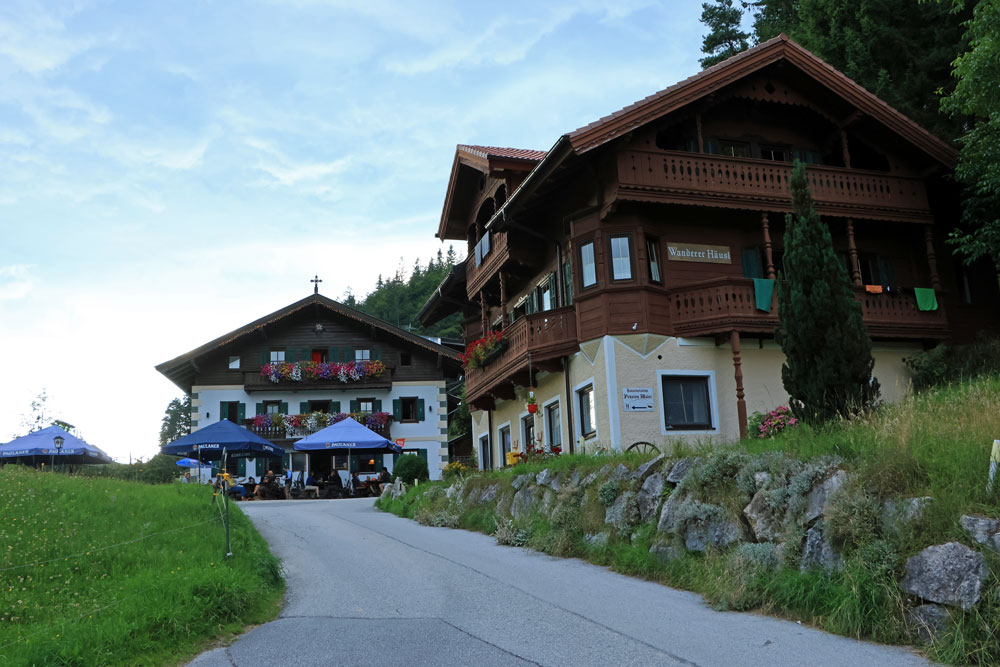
[610,235,632,280]
[520,412,535,451]
[479,434,491,470]
[573,377,597,441]
[359,398,374,413]
[265,401,281,415]
[355,349,371,362]
[497,422,512,465]
[657,370,719,435]
[270,350,285,363]
[646,237,662,284]
[544,400,562,449]
[580,241,596,288]
[228,355,240,370]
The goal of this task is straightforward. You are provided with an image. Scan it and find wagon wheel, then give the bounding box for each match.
[626,441,660,456]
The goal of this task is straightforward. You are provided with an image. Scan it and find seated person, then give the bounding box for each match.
[304,473,319,498]
[349,472,362,496]
[243,476,257,497]
[228,481,247,499]
[322,471,344,499]
[378,467,392,493]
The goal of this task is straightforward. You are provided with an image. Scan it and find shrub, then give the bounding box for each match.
[905,335,1000,390]
[393,454,429,484]
[442,460,470,482]
[494,519,529,546]
[598,480,620,506]
[749,406,799,438]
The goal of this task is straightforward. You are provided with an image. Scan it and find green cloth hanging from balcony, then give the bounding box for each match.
[914,287,938,311]
[753,278,774,312]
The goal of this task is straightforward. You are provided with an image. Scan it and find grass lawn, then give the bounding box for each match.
[0,467,283,666]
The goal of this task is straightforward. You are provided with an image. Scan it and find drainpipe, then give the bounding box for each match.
[486,408,493,470]
[563,357,575,454]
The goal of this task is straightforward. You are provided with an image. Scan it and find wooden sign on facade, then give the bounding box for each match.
[665,243,732,264]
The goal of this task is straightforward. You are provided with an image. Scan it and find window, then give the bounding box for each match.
[499,426,512,465]
[311,349,327,363]
[522,415,535,450]
[354,453,378,474]
[546,403,562,449]
[741,247,764,279]
[718,140,750,158]
[264,401,281,415]
[759,145,789,162]
[610,236,632,280]
[228,355,240,370]
[400,352,412,366]
[309,400,331,413]
[661,376,712,430]
[580,241,596,288]
[646,237,661,284]
[578,385,595,438]
[540,281,551,311]
[479,434,492,470]
[220,401,241,423]
[358,398,374,413]
[270,350,285,363]
[355,349,371,362]
[859,254,894,289]
[400,397,419,422]
[334,453,349,470]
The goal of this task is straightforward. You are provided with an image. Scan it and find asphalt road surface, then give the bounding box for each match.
[189,498,932,667]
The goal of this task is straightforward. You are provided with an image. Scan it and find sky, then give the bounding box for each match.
[0,0,712,462]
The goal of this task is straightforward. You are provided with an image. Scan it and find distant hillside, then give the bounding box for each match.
[347,247,463,341]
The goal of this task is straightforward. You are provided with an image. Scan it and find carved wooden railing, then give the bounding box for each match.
[466,230,510,299]
[465,306,579,401]
[244,417,390,441]
[242,368,393,393]
[666,277,948,339]
[617,149,932,222]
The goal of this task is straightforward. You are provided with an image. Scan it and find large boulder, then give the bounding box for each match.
[684,513,742,552]
[636,473,665,523]
[665,458,696,484]
[608,463,630,483]
[744,489,785,542]
[510,486,538,520]
[535,469,553,487]
[906,604,950,644]
[630,455,665,484]
[899,542,989,611]
[649,542,685,564]
[540,488,557,516]
[804,469,849,523]
[580,465,611,488]
[656,491,684,534]
[479,484,500,504]
[512,473,535,491]
[605,492,638,530]
[800,521,842,573]
[960,515,1000,553]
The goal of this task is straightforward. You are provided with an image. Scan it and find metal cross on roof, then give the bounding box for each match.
[310,275,322,294]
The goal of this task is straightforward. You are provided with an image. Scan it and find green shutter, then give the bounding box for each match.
[282,452,290,469]
[393,399,401,421]
[348,453,356,473]
[328,347,337,363]
[255,402,265,416]
[350,399,359,413]
[331,400,341,414]
[372,347,381,361]
[374,399,382,412]
[417,398,425,422]
[344,347,354,363]
[563,261,573,306]
[259,351,268,365]
[286,349,296,363]
[237,403,246,422]
[301,348,310,363]
[237,458,246,476]
[300,401,310,415]
[280,401,288,414]
[219,402,225,422]
[548,273,557,309]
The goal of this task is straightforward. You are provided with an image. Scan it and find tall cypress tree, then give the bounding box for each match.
[777,161,880,423]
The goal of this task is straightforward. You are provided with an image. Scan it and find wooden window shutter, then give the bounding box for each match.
[255,402,265,416]
[345,347,354,363]
[392,399,401,421]
[741,248,764,279]
[331,400,341,413]
[328,347,337,363]
[237,403,246,422]
[548,273,557,308]
[219,402,225,422]
[237,458,246,476]
[417,398,425,422]
[286,349,296,363]
[280,401,288,414]
[372,347,381,361]
[299,401,310,415]
[300,348,309,363]
[259,351,268,365]
[374,399,382,412]
[563,261,573,305]
[350,399,360,413]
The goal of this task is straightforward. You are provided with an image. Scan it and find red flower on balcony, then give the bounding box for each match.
[461,330,505,370]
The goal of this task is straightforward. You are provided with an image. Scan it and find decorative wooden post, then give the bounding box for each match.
[924,225,942,291]
[479,292,488,334]
[731,330,748,440]
[499,272,508,327]
[695,113,704,153]
[761,212,776,279]
[840,128,852,168]
[846,219,862,286]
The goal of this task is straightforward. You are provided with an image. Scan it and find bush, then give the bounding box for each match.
[904,335,1000,390]
[393,454,429,484]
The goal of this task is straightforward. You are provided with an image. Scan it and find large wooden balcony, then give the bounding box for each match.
[465,306,579,403]
[616,149,932,223]
[466,230,510,299]
[667,277,949,339]
[242,368,393,393]
[244,417,391,443]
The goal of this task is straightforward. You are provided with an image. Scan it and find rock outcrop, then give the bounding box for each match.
[899,542,989,611]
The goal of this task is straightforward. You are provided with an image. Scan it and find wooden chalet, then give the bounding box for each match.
[420,35,1000,467]
[157,292,462,481]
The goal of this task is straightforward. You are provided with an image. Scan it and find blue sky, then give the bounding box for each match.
[0,0,711,460]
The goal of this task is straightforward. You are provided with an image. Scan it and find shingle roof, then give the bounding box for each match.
[457,145,547,162]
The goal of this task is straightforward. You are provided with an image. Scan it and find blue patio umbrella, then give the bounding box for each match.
[0,425,114,465]
[174,458,212,468]
[294,417,402,452]
[161,419,285,461]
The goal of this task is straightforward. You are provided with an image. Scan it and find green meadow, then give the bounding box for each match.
[0,468,282,667]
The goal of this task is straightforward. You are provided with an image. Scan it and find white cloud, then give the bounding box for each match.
[0,264,34,301]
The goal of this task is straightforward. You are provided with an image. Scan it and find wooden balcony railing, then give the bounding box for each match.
[466,230,510,299]
[242,368,393,393]
[666,277,948,339]
[244,417,390,441]
[465,306,578,402]
[616,149,932,223]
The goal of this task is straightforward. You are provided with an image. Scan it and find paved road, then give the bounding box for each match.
[190,498,932,667]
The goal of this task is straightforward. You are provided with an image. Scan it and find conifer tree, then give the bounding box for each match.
[777,161,879,423]
[699,0,750,68]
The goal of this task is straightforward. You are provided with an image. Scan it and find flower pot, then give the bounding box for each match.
[479,339,508,367]
[527,403,538,414]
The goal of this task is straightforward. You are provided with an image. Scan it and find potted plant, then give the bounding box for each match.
[526,390,538,414]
